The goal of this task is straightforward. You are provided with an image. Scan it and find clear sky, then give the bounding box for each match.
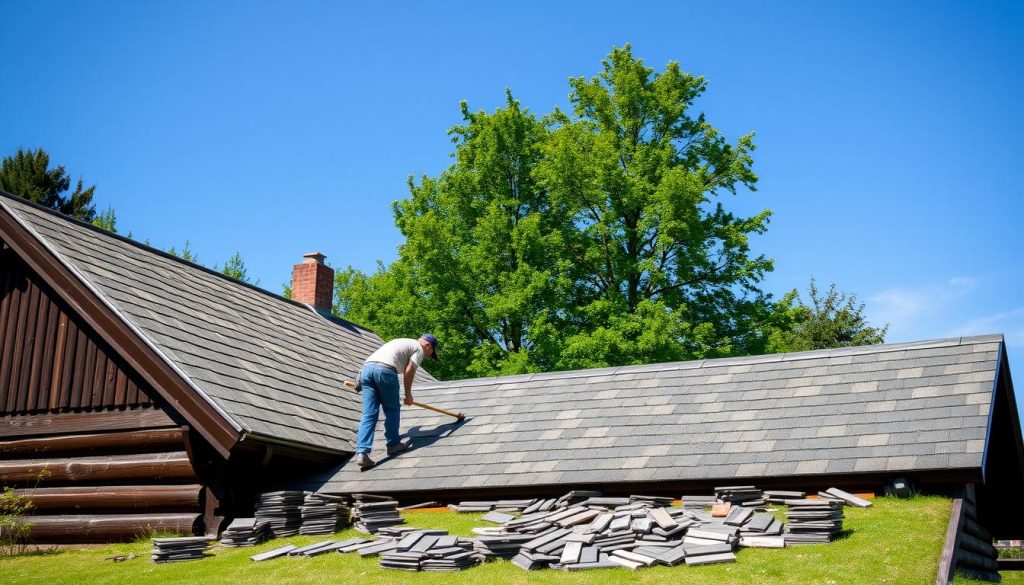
[2,1,1021,380]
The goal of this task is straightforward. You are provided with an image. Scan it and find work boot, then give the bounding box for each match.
[386,439,412,456]
[356,452,375,470]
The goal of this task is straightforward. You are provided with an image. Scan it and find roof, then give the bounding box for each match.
[300,334,1009,493]
[0,191,433,454]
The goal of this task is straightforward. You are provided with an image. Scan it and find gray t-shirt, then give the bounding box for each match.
[366,338,424,373]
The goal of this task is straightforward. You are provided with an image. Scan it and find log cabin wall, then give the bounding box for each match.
[1,246,155,414]
[0,249,208,542]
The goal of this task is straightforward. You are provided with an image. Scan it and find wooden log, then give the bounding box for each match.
[962,500,977,521]
[0,428,184,457]
[956,549,999,573]
[26,513,200,543]
[963,517,994,543]
[0,409,175,438]
[13,484,202,512]
[958,567,1001,582]
[0,451,195,484]
[958,531,998,559]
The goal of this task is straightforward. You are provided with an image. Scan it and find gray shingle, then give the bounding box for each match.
[295,335,1001,494]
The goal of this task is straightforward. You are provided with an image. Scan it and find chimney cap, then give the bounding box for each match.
[303,252,327,264]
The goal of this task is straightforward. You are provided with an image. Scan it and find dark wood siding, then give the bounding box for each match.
[0,248,155,415]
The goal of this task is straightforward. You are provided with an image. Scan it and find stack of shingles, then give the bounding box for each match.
[715,485,766,508]
[300,493,352,535]
[352,494,405,533]
[220,517,271,547]
[783,499,845,544]
[249,538,372,562]
[498,493,743,571]
[255,491,306,537]
[379,531,483,572]
[151,536,213,563]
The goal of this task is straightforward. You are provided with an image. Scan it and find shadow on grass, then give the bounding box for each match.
[832,529,855,541]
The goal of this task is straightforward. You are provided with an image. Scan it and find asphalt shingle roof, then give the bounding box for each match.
[1,193,434,452]
[302,334,1003,493]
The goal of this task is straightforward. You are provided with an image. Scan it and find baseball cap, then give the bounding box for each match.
[420,334,439,360]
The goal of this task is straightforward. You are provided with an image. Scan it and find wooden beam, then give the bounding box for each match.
[13,484,202,511]
[0,409,175,439]
[936,486,966,585]
[27,512,199,543]
[0,428,184,457]
[0,451,195,484]
[201,486,224,538]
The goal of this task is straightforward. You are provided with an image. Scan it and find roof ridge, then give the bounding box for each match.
[0,189,376,335]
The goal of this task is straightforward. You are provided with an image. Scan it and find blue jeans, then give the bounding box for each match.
[355,363,402,454]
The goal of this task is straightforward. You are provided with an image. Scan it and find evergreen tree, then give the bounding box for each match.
[0,148,97,222]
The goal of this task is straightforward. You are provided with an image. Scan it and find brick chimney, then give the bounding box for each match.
[291,252,334,312]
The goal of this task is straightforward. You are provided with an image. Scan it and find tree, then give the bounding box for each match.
[0,148,97,222]
[219,252,257,285]
[768,279,888,352]
[166,241,198,263]
[338,92,568,378]
[92,205,117,233]
[337,46,778,379]
[539,44,772,368]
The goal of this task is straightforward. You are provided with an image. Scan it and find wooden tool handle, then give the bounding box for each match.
[412,401,465,421]
[343,381,464,420]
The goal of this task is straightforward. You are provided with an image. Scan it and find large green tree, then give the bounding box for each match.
[338,92,568,378]
[0,148,97,222]
[538,45,772,368]
[337,46,777,378]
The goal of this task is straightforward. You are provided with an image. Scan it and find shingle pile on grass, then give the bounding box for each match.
[255,491,305,537]
[331,528,482,571]
[784,499,845,544]
[151,536,213,563]
[300,493,351,535]
[220,517,271,547]
[271,485,863,572]
[715,485,766,508]
[380,531,482,572]
[352,494,405,533]
[447,486,860,571]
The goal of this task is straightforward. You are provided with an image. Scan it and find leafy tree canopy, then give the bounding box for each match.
[337,46,779,379]
[0,148,98,222]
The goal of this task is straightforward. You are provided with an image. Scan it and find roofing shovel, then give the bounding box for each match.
[343,380,465,421]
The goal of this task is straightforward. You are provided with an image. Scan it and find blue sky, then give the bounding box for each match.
[2,1,1022,377]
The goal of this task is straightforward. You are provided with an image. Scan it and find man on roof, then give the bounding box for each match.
[354,334,438,470]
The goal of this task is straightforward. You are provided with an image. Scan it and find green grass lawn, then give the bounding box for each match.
[2,495,1022,585]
